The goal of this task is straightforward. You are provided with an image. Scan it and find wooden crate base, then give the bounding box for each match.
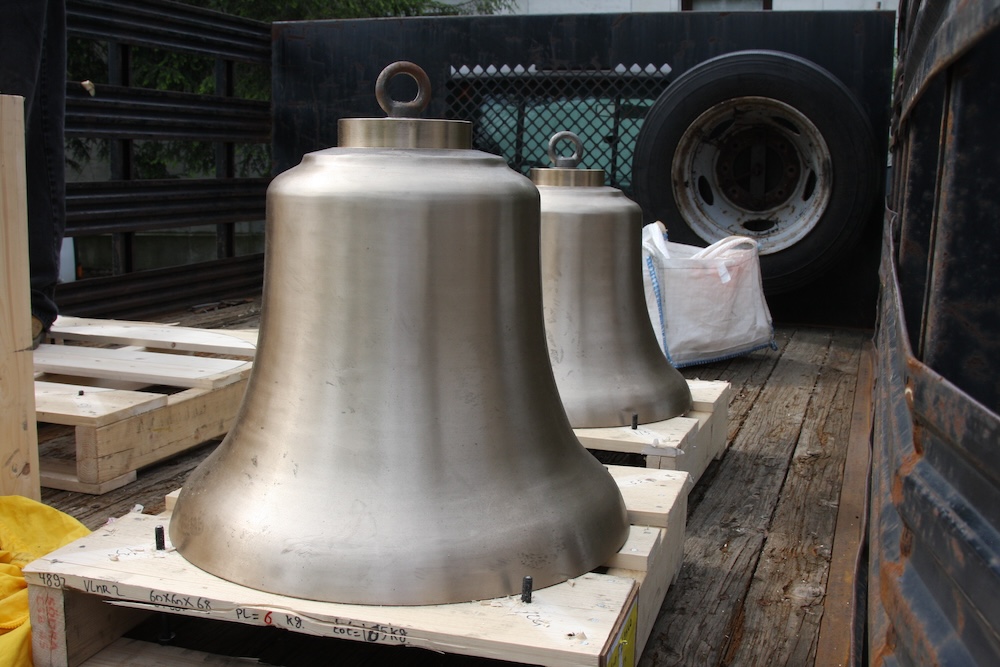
[26,465,688,667]
[574,380,730,485]
[35,317,255,494]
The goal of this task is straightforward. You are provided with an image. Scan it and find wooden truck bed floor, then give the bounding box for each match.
[40,299,871,667]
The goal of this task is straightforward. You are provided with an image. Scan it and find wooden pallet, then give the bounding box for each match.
[575,380,730,485]
[34,317,256,494]
[26,465,689,667]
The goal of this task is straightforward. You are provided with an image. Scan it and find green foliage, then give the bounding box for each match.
[184,0,512,22]
[66,0,512,181]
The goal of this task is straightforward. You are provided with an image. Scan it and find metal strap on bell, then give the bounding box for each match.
[530,132,692,428]
[168,64,629,606]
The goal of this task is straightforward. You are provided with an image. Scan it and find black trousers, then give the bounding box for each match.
[0,0,66,330]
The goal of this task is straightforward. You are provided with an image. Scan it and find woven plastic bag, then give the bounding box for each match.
[642,222,775,367]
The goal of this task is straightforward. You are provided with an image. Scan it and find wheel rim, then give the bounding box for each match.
[671,96,832,254]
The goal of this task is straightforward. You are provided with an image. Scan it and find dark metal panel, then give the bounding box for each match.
[65,178,267,235]
[60,0,271,316]
[897,0,1000,124]
[871,236,1000,666]
[67,0,270,64]
[55,254,264,319]
[920,35,1000,413]
[872,1,1000,664]
[65,84,270,143]
[895,75,945,353]
[272,11,895,174]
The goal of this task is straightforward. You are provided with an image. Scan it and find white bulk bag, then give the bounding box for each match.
[642,221,776,367]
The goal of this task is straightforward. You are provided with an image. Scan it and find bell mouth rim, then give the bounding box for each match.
[338,117,472,150]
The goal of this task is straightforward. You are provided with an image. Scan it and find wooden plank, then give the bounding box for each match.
[687,379,732,460]
[26,512,639,667]
[605,469,688,659]
[36,376,245,492]
[722,330,864,667]
[42,441,216,530]
[35,381,168,427]
[0,94,40,499]
[73,379,247,486]
[606,466,690,530]
[30,583,150,667]
[163,488,180,512]
[606,525,664,571]
[206,328,258,346]
[33,344,251,389]
[36,373,153,392]
[677,339,785,520]
[607,483,687,658]
[687,379,731,413]
[681,343,781,455]
[36,466,685,666]
[39,459,137,495]
[641,328,858,667]
[815,342,874,667]
[40,321,867,667]
[50,316,257,358]
[671,409,712,475]
[576,416,698,461]
[576,381,728,484]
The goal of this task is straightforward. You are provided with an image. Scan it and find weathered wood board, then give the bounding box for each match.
[575,380,730,484]
[640,328,868,667]
[0,94,40,499]
[28,466,690,667]
[34,322,254,494]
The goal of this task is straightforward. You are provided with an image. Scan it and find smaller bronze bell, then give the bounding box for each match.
[531,131,692,428]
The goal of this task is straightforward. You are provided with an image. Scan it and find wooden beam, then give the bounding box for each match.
[33,344,251,389]
[815,342,875,667]
[0,94,40,499]
[722,330,865,666]
[50,316,257,357]
[645,328,867,666]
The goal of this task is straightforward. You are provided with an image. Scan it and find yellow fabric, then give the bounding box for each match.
[0,496,89,667]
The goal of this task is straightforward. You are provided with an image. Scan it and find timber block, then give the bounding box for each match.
[26,466,689,667]
[574,379,730,485]
[34,317,255,494]
[687,379,732,461]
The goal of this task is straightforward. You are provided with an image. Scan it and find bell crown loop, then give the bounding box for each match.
[530,131,605,187]
[549,131,583,168]
[338,61,472,149]
[375,61,431,119]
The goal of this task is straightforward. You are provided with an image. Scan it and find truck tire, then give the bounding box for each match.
[632,50,879,294]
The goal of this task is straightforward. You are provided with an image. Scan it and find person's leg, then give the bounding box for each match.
[0,1,66,342]
[28,0,67,334]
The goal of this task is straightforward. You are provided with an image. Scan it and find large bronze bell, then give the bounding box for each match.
[531,132,692,428]
[168,64,629,606]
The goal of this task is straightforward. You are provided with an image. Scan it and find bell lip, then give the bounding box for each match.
[530,167,606,187]
[338,117,472,149]
[167,459,631,606]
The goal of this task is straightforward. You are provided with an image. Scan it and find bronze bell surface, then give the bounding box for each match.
[531,132,692,428]
[168,64,629,606]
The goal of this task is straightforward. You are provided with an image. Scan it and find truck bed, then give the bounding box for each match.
[40,300,870,667]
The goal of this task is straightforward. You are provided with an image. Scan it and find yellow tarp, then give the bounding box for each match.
[0,496,89,667]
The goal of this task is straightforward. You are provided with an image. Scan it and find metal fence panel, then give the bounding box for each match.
[59,0,270,315]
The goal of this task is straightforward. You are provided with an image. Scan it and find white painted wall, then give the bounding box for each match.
[502,0,897,12]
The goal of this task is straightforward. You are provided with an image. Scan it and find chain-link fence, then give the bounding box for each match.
[446,64,671,196]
